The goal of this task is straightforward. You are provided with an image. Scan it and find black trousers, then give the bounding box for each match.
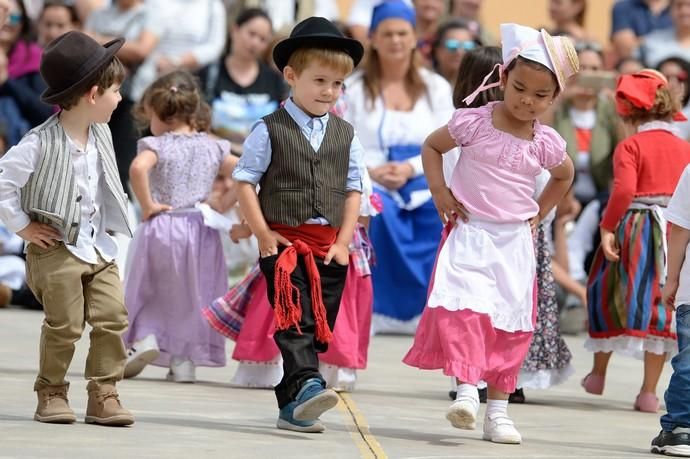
[12,284,42,310]
[259,252,348,409]
[108,98,138,197]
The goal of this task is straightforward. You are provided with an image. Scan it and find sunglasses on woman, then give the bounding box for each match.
[443,39,476,52]
[6,12,22,26]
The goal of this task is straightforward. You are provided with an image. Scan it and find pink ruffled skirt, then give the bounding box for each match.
[232,261,372,369]
[402,222,535,393]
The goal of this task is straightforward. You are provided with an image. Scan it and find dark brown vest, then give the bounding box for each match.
[259,107,353,227]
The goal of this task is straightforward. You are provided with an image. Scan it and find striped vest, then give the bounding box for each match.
[259,108,353,228]
[20,114,132,245]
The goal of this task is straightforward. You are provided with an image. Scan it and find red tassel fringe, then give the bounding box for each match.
[269,225,338,344]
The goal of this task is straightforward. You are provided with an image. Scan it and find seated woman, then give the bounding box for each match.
[549,42,620,205]
[344,1,454,334]
[641,0,690,67]
[657,56,690,139]
[430,18,480,86]
[36,1,80,47]
[0,0,53,144]
[199,8,287,154]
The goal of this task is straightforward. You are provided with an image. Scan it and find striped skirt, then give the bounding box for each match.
[585,208,676,359]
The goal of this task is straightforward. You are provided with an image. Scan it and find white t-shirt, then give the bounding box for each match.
[665,164,690,307]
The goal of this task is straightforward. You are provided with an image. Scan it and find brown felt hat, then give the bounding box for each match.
[40,31,124,104]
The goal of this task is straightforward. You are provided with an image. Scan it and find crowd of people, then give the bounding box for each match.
[2,0,690,455]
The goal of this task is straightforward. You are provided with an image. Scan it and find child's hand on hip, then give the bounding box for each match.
[257,230,291,258]
[600,228,620,262]
[142,202,172,221]
[324,242,349,266]
[529,214,542,232]
[431,186,468,225]
[662,279,679,310]
[17,222,61,249]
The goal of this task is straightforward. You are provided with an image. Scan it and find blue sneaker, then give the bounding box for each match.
[293,378,339,421]
[277,401,325,433]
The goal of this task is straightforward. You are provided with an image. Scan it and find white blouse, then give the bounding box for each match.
[343,67,454,177]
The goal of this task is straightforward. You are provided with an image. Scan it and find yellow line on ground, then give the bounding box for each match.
[336,392,387,459]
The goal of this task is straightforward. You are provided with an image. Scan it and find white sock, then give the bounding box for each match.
[486,399,509,419]
[455,383,479,407]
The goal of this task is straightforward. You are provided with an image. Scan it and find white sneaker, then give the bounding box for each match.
[166,357,196,383]
[482,414,522,444]
[124,334,159,379]
[445,398,478,430]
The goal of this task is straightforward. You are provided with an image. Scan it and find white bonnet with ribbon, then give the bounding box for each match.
[463,23,579,106]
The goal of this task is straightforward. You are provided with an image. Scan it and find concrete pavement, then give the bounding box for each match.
[0,307,674,458]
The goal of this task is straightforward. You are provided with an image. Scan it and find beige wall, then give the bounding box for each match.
[479,0,617,46]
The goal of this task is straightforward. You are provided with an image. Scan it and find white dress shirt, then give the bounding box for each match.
[0,129,118,264]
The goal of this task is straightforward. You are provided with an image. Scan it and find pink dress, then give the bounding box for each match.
[204,224,374,390]
[403,102,567,393]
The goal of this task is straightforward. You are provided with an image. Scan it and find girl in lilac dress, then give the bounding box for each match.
[403,24,577,444]
[123,70,234,382]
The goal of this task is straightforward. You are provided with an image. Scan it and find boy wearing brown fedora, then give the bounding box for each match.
[0,31,134,426]
[233,17,364,433]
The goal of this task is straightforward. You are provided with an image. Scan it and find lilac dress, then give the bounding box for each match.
[124,133,229,367]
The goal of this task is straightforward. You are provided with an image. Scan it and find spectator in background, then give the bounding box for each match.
[344,0,454,334]
[642,0,690,67]
[550,42,619,205]
[0,0,52,144]
[37,0,80,46]
[552,187,587,334]
[414,0,446,67]
[200,8,286,151]
[449,0,495,45]
[348,0,414,45]
[23,0,104,22]
[127,0,226,104]
[548,0,590,41]
[85,0,161,194]
[657,56,690,139]
[431,18,479,85]
[0,121,42,310]
[611,0,671,60]
[616,56,645,74]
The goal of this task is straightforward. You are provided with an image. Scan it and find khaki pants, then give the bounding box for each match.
[25,243,128,391]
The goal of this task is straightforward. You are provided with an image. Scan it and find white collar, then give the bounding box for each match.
[637,121,681,137]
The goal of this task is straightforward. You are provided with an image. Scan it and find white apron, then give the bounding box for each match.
[428,217,536,332]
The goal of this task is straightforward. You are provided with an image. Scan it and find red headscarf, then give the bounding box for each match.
[615,69,687,122]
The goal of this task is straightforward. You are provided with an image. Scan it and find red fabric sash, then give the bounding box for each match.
[269,223,338,343]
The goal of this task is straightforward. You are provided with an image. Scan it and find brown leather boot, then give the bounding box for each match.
[0,284,11,308]
[85,383,134,426]
[34,384,77,423]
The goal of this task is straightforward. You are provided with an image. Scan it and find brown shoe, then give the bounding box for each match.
[0,284,11,308]
[34,384,77,423]
[85,383,135,426]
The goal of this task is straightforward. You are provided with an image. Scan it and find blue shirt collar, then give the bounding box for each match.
[284,97,329,130]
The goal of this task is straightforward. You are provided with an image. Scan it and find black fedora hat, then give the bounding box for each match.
[40,31,124,104]
[273,17,364,72]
